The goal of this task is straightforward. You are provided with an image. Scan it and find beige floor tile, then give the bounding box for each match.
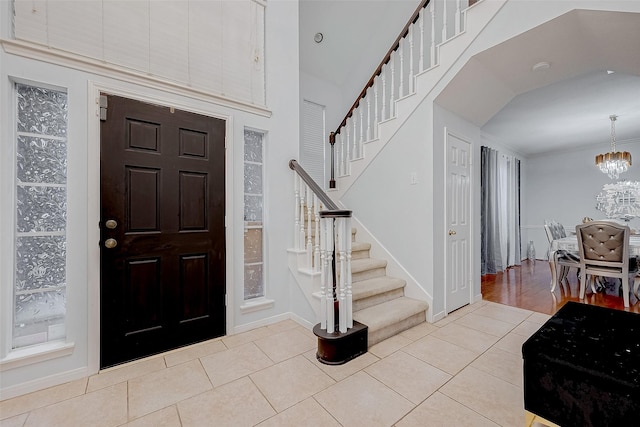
[267,319,303,333]
[430,323,500,353]
[221,329,263,348]
[303,349,379,382]
[250,355,335,412]
[178,376,275,427]
[24,383,127,427]
[511,320,544,338]
[122,406,181,427]
[368,334,412,358]
[365,351,451,404]
[494,331,530,356]
[256,398,340,427]
[440,366,524,427]
[314,371,414,427]
[163,339,226,367]
[128,359,212,420]
[471,346,524,387]
[399,322,439,341]
[254,328,316,363]
[200,342,273,387]
[473,303,532,325]
[0,413,28,427]
[0,378,87,420]
[87,357,166,393]
[453,312,516,337]
[396,391,499,427]
[403,335,480,375]
[433,311,464,327]
[526,311,552,325]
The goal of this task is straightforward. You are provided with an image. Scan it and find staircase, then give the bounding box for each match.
[349,235,429,346]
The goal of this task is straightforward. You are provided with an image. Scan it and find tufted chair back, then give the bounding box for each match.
[576,221,629,264]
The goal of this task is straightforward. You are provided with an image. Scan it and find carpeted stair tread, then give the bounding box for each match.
[352,276,406,301]
[351,241,371,252]
[351,258,387,274]
[353,297,428,332]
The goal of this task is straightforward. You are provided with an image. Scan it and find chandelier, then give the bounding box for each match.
[595,115,632,179]
[595,180,640,221]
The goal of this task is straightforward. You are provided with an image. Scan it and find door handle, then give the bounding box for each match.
[104,238,118,249]
[105,219,118,229]
[448,230,456,236]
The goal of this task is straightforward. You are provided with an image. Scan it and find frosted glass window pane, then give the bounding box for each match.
[17,84,68,138]
[244,228,263,264]
[14,289,66,346]
[244,130,263,162]
[244,163,262,194]
[16,236,66,292]
[16,186,67,232]
[244,264,264,300]
[244,195,262,222]
[17,136,67,184]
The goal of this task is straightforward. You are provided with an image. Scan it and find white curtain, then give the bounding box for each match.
[481,146,521,274]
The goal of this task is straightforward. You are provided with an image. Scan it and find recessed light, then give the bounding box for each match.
[531,61,550,72]
[314,32,323,43]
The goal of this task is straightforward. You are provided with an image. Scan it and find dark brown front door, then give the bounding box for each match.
[100,95,226,368]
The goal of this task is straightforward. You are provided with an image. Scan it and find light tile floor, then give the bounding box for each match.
[0,301,551,427]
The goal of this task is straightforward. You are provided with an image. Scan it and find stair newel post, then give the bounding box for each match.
[294,173,300,250]
[325,216,335,333]
[338,217,347,333]
[329,132,336,189]
[345,215,353,328]
[313,195,321,272]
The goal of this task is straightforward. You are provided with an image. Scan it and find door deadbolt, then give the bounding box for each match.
[104,238,118,249]
[448,230,457,236]
[105,219,118,229]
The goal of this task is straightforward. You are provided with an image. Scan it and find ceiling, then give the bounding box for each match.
[299,2,640,157]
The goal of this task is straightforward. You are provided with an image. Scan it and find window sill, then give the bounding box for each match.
[240,298,274,314]
[0,341,75,371]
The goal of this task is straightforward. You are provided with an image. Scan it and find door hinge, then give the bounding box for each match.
[99,95,108,121]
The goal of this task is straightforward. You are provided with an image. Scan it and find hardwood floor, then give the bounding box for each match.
[481,259,640,315]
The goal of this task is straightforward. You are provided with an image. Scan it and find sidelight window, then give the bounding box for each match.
[243,129,265,300]
[12,83,68,349]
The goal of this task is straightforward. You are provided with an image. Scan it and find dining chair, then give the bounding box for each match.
[576,221,638,307]
[544,220,580,289]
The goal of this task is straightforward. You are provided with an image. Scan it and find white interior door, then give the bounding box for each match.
[445,131,472,313]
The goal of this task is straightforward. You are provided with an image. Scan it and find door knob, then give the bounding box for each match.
[105,219,118,229]
[448,230,456,236]
[104,238,118,249]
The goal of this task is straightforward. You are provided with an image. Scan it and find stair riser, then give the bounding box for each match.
[353,288,404,312]
[367,311,426,346]
[352,267,386,282]
[351,249,370,260]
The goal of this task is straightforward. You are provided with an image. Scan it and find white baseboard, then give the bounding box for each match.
[0,367,89,401]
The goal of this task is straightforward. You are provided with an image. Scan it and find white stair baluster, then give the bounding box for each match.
[342,131,349,175]
[419,8,425,72]
[294,174,300,249]
[352,114,358,158]
[442,0,448,41]
[359,108,364,157]
[366,88,372,142]
[299,184,306,249]
[313,196,321,272]
[409,23,415,94]
[455,0,462,34]
[430,1,436,67]
[374,76,379,138]
[398,39,405,98]
[381,68,387,121]
[319,216,328,330]
[306,184,313,268]
[390,54,395,117]
[345,118,352,163]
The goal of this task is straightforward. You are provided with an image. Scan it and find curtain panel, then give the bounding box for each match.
[481,146,521,274]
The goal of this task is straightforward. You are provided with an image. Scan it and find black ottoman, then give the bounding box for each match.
[522,302,640,427]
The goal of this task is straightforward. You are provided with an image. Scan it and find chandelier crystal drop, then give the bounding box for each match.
[595,115,632,179]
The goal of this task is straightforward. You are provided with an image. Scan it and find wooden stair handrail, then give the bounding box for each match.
[332,0,431,136]
[289,159,340,210]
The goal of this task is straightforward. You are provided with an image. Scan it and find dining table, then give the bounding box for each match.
[549,235,640,291]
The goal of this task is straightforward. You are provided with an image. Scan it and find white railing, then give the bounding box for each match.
[290,160,353,333]
[334,0,474,179]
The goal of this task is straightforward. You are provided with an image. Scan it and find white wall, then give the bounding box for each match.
[0,0,300,399]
